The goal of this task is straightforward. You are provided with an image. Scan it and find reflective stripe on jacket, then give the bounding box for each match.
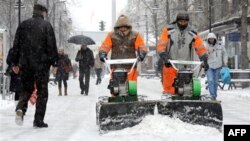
[157,24,207,60]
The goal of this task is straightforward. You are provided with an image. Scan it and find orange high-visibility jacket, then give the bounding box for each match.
[157,26,207,59]
[99,31,147,82]
[99,32,148,55]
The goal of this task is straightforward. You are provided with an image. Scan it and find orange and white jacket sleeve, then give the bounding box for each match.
[193,35,207,57]
[134,33,148,52]
[99,32,112,54]
[157,27,169,53]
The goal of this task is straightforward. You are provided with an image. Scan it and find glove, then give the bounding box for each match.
[99,51,107,62]
[203,61,209,71]
[159,52,171,67]
[199,54,209,71]
[138,50,147,61]
[159,52,168,62]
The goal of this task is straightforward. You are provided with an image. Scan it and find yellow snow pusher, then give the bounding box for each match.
[96,58,156,131]
[157,60,223,130]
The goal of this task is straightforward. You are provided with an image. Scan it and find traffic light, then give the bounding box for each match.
[99,21,105,31]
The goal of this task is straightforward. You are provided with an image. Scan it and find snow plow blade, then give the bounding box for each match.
[97,101,156,131]
[157,100,223,129]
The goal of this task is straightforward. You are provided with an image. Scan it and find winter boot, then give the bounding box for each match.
[64,86,68,96]
[15,109,23,126]
[33,120,48,128]
[58,86,62,96]
[85,89,88,96]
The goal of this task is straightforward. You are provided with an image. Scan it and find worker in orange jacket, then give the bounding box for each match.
[99,15,148,96]
[157,11,209,95]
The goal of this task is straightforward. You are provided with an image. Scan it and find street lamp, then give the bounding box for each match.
[209,0,212,32]
[14,0,24,25]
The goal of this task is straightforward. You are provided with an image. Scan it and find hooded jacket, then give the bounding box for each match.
[205,33,228,69]
[99,15,147,69]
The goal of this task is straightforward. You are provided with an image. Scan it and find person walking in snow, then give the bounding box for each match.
[98,15,148,96]
[56,48,72,96]
[75,45,95,95]
[72,62,79,79]
[11,4,58,128]
[205,33,228,100]
[157,11,208,96]
[94,54,104,85]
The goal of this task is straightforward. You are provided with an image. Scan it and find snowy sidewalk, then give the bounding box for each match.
[0,76,249,141]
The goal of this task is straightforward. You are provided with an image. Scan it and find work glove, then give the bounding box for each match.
[200,54,209,71]
[99,51,107,62]
[203,61,209,72]
[138,50,147,61]
[159,52,171,67]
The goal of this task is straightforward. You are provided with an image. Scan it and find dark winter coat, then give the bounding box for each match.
[56,54,71,81]
[11,14,58,72]
[75,48,94,71]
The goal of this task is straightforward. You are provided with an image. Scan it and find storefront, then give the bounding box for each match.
[0,29,9,99]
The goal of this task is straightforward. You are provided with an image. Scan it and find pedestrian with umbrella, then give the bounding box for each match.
[68,35,95,95]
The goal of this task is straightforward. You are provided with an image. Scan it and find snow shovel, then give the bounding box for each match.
[157,60,223,130]
[96,58,156,131]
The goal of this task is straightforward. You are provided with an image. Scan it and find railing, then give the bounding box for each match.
[224,69,250,89]
[206,69,250,90]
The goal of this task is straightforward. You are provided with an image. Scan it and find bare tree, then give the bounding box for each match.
[240,0,249,69]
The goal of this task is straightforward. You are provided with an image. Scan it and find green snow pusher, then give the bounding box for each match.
[96,58,156,131]
[157,60,223,130]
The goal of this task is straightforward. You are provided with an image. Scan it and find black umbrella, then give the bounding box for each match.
[68,35,95,45]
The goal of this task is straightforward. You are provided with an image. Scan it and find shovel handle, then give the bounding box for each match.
[169,60,202,71]
[104,58,139,74]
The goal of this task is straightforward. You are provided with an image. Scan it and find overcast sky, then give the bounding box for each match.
[67,0,128,31]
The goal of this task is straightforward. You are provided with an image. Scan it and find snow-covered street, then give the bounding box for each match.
[1,76,250,141]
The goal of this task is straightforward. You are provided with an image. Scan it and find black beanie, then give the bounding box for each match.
[33,4,48,13]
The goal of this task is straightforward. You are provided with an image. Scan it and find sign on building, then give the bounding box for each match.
[227,32,241,42]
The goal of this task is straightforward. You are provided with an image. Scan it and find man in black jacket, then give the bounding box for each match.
[75,45,94,95]
[11,4,58,128]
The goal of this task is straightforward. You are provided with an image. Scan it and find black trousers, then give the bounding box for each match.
[16,68,49,123]
[95,68,102,84]
[79,69,90,94]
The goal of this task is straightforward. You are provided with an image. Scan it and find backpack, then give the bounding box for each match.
[63,56,73,73]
